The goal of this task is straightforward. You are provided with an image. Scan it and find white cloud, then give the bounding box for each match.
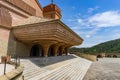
[113,33,120,38]
[76,11,120,37]
[85,35,91,38]
[66,10,120,47]
[76,11,120,28]
[77,19,83,23]
[88,6,99,13]
[88,11,120,27]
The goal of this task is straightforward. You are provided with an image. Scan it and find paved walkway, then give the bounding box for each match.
[83,58,120,80]
[21,55,92,80]
[0,63,14,76]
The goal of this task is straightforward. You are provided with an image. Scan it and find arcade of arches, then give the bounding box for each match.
[30,43,70,57]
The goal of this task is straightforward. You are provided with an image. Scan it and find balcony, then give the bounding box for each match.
[12,16,83,45]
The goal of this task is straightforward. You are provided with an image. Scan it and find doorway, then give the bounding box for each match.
[30,45,40,57]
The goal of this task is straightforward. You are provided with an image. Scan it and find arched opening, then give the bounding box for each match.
[57,47,60,56]
[64,47,69,55]
[48,46,54,57]
[97,55,102,58]
[64,48,67,55]
[62,49,66,55]
[30,45,43,57]
[107,55,111,57]
[58,47,62,56]
[113,55,117,58]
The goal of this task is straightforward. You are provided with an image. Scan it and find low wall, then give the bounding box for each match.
[72,53,97,62]
[0,64,24,80]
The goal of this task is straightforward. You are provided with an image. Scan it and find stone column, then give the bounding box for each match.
[60,46,65,56]
[53,45,59,56]
[65,47,70,55]
[64,45,72,55]
[42,44,50,57]
[53,43,65,56]
[39,40,57,57]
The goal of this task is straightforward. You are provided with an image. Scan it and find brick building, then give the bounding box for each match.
[0,0,83,57]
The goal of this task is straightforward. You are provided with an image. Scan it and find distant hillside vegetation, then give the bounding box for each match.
[70,38,120,54]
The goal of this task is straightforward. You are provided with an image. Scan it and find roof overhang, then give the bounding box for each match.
[12,17,83,46]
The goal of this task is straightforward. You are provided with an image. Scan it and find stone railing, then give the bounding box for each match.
[0,65,24,80]
[0,56,24,80]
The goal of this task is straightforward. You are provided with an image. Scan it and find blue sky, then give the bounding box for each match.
[39,0,120,47]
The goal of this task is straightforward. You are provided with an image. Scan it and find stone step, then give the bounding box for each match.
[45,61,82,80]
[20,54,92,80]
[39,58,92,80]
[20,60,48,80]
[24,70,47,80]
[29,58,80,80]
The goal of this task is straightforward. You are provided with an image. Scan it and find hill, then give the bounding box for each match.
[70,38,120,54]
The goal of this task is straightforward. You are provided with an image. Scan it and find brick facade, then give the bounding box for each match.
[0,0,83,57]
[0,28,10,56]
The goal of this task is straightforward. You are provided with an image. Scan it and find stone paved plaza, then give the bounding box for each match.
[83,58,120,80]
[20,55,92,80]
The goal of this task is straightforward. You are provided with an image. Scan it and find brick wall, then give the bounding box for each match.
[0,27,10,57]
[7,32,31,57]
[23,0,43,17]
[15,41,31,57]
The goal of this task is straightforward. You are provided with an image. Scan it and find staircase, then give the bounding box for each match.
[38,57,92,80]
[21,59,48,80]
[20,55,92,80]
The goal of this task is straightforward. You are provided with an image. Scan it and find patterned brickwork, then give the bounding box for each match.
[0,7,12,27]
[5,0,36,15]
[0,40,8,56]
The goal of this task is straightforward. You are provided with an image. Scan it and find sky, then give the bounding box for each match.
[39,0,120,48]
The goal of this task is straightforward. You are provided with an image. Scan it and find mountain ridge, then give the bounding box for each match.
[70,38,120,54]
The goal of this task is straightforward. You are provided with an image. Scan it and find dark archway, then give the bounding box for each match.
[57,48,60,56]
[64,48,67,55]
[113,55,117,58]
[107,55,111,57]
[30,45,42,57]
[58,47,62,56]
[97,55,102,58]
[48,46,54,57]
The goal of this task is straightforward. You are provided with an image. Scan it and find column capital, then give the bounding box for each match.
[39,40,57,57]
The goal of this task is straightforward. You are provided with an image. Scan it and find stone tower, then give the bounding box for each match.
[43,2,62,19]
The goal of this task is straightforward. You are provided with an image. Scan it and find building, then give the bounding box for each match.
[0,0,83,57]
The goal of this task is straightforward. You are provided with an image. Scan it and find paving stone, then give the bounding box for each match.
[83,58,120,80]
[20,55,92,80]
